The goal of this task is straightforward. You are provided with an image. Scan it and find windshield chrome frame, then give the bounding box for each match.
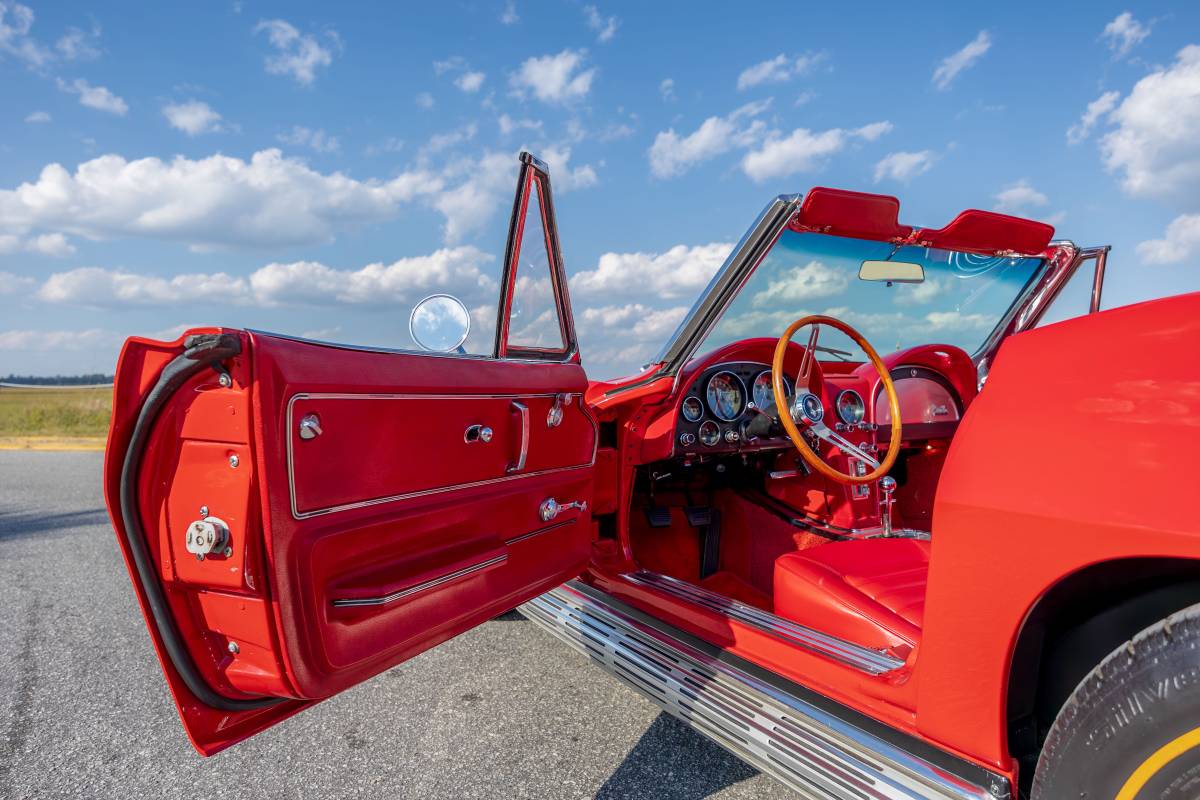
[652,194,804,375]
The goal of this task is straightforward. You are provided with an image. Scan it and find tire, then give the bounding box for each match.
[1031,602,1200,799]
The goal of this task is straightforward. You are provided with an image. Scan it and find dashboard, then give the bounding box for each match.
[668,341,974,460]
[673,360,872,455]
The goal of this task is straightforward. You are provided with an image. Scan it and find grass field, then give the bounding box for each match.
[0,386,111,449]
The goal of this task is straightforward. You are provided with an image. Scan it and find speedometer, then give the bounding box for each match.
[752,371,789,413]
[705,371,745,421]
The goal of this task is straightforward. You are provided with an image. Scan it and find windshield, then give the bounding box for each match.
[694,229,1044,363]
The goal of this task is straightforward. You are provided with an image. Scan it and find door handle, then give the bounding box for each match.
[540,498,588,522]
[507,401,528,473]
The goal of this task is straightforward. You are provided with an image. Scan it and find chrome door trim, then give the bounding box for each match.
[523,582,1008,799]
[285,391,598,520]
[503,518,574,546]
[623,570,907,674]
[331,554,508,608]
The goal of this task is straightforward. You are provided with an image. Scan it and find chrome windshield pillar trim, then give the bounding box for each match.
[331,554,507,607]
[622,570,906,675]
[523,582,1006,800]
[606,194,802,398]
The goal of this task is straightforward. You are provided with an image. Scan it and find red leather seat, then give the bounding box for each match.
[773,538,930,653]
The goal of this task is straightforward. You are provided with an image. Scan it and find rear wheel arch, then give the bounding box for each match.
[1005,557,1200,792]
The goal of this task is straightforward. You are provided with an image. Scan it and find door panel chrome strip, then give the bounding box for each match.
[522,584,1005,800]
[503,519,573,546]
[623,571,906,675]
[331,554,507,608]
[285,391,599,520]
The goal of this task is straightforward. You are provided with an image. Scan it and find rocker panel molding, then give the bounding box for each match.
[522,583,1007,800]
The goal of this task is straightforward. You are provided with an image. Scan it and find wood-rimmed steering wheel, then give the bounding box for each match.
[771,314,902,485]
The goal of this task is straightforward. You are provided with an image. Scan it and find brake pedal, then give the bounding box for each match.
[684,506,712,528]
[643,506,673,528]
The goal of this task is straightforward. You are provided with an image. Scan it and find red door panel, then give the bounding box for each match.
[104,151,591,756]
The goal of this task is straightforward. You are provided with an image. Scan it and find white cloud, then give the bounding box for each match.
[932,31,991,91]
[993,179,1049,214]
[498,114,542,136]
[415,91,435,110]
[648,99,771,178]
[57,77,127,115]
[0,270,36,295]
[1137,214,1200,264]
[277,125,340,153]
[0,328,119,351]
[510,49,595,104]
[24,232,74,256]
[0,1,52,69]
[741,121,891,182]
[752,260,847,306]
[500,0,518,25]
[579,303,686,339]
[163,100,224,136]
[24,110,50,123]
[659,77,675,102]
[737,52,824,90]
[924,310,994,331]
[893,277,946,306]
[455,70,486,92]
[583,6,618,43]
[0,149,440,250]
[540,146,599,192]
[423,123,478,155]
[254,18,336,86]
[572,242,732,301]
[35,246,497,309]
[1100,45,1200,203]
[38,267,248,306]
[55,23,100,60]
[1102,12,1150,59]
[1066,90,1120,145]
[873,150,936,183]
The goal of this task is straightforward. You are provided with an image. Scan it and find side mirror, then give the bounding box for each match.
[409,294,471,353]
[859,260,925,284]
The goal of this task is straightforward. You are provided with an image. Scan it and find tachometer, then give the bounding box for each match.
[752,371,789,413]
[836,390,866,425]
[705,371,745,421]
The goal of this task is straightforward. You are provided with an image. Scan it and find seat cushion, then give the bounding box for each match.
[773,538,930,653]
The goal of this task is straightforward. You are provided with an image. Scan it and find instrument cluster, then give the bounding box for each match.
[674,361,794,453]
[674,360,874,455]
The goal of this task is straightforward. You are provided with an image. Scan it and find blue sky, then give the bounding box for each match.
[1,1,1198,378]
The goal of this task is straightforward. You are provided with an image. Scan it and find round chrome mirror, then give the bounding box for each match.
[409,294,471,353]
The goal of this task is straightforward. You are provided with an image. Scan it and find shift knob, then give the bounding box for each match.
[879,476,897,536]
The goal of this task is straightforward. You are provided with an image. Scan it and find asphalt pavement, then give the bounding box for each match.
[0,451,792,800]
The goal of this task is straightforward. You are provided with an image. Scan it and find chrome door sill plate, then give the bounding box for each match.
[522,583,1006,800]
[622,570,906,675]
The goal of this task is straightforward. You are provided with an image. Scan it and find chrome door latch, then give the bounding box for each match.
[539,497,588,522]
[185,516,230,560]
[546,393,572,428]
[464,424,494,443]
[298,413,323,440]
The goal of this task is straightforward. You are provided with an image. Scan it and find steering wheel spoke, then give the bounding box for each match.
[811,422,880,469]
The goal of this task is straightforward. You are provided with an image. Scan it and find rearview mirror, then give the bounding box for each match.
[409,294,471,353]
[859,260,925,284]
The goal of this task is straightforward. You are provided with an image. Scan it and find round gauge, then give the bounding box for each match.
[698,420,721,447]
[791,391,824,424]
[836,390,865,425]
[681,396,704,423]
[705,371,746,422]
[751,371,789,413]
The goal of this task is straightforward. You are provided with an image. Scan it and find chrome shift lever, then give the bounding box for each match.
[879,476,897,537]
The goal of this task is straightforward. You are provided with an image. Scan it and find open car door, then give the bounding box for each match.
[102,153,596,755]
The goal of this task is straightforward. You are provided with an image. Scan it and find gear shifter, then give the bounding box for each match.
[879,476,896,537]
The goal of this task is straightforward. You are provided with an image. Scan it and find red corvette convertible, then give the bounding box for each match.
[104,153,1200,799]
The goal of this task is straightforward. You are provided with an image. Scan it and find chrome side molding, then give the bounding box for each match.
[623,570,907,674]
[332,554,507,608]
[522,583,1008,800]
